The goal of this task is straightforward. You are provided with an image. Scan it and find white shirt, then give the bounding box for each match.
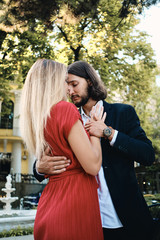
[81,100,123,229]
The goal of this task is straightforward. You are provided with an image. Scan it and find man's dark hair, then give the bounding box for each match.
[68,61,107,101]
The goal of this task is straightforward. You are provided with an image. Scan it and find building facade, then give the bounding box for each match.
[0,84,35,181]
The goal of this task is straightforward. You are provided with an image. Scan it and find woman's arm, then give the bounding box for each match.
[68,119,102,176]
[68,104,106,176]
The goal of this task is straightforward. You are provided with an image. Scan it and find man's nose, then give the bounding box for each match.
[68,86,74,96]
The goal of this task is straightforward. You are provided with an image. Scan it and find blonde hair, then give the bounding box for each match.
[20,59,67,159]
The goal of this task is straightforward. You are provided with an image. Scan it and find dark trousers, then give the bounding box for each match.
[103,227,143,240]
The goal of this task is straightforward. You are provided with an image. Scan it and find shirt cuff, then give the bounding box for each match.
[110,130,118,146]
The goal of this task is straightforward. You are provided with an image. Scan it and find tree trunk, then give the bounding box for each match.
[74,46,81,61]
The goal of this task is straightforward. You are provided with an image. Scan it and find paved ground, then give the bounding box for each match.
[0,235,34,240]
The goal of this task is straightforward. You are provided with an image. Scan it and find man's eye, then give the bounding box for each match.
[73,84,78,87]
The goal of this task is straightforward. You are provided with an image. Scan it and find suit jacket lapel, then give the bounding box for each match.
[103,101,113,127]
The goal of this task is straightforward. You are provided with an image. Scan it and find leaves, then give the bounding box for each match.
[0,0,159,161]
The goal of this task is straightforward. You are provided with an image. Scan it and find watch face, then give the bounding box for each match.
[103,127,112,137]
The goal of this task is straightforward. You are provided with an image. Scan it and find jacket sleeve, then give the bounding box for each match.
[33,160,45,182]
[113,105,155,166]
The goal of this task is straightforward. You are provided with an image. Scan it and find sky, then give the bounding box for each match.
[136,3,160,66]
[136,3,160,86]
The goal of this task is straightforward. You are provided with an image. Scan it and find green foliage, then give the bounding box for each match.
[0,21,55,114]
[51,1,157,108]
[0,0,100,37]
[0,0,159,160]
[144,193,160,204]
[144,82,160,161]
[0,22,55,86]
[1,0,159,30]
[120,0,160,18]
[0,226,33,238]
[0,77,10,102]
[146,163,160,173]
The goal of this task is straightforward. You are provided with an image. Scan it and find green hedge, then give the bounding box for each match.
[0,226,33,238]
[144,193,160,206]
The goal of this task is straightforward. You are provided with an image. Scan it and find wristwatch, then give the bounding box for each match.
[103,126,112,138]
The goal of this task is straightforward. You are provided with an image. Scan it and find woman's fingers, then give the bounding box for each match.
[98,106,104,119]
[91,105,106,121]
[102,112,107,122]
[90,106,95,120]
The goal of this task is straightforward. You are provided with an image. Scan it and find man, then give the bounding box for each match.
[33,61,155,240]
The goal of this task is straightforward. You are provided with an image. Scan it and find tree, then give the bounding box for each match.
[149,82,160,161]
[1,0,160,48]
[0,0,100,48]
[0,21,55,107]
[49,1,157,101]
[0,0,157,117]
[119,0,160,17]
[47,0,157,149]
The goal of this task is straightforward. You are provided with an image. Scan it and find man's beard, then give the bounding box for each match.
[71,86,91,108]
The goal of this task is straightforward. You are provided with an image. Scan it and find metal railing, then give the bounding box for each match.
[0,117,13,129]
[0,173,48,184]
[11,173,48,184]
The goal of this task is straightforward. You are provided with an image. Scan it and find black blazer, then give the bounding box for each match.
[33,100,155,238]
[100,101,155,238]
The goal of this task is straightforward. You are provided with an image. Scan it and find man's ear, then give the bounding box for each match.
[87,79,92,86]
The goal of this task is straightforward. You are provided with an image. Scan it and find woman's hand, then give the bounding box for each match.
[90,105,106,122]
[85,105,107,138]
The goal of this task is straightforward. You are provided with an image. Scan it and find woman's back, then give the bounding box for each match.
[44,101,83,176]
[34,101,103,240]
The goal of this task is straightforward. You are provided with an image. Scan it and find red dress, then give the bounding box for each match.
[34,101,103,240]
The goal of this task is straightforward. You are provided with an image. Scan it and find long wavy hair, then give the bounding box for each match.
[20,59,67,159]
[68,61,107,101]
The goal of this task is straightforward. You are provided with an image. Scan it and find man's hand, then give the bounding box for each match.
[85,120,107,138]
[36,147,71,175]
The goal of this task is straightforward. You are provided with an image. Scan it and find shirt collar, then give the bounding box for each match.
[80,100,103,119]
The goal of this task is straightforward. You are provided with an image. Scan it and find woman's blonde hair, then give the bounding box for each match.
[20,59,67,159]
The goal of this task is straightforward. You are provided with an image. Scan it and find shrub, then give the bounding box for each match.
[0,226,33,238]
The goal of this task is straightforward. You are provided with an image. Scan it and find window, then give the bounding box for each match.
[0,100,14,129]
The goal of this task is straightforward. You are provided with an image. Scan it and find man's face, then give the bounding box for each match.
[66,74,90,107]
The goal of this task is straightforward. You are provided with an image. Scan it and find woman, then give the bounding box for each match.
[20,59,105,240]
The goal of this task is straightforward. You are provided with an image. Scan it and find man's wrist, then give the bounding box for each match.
[36,160,45,176]
[103,126,114,140]
[109,130,118,145]
[107,127,115,141]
